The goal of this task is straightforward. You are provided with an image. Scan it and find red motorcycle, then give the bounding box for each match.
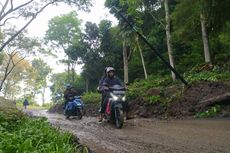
[104,85,126,128]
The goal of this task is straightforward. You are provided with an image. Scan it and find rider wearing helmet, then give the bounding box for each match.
[98,67,123,122]
[63,84,77,108]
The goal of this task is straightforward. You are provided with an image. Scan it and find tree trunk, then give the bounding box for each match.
[42,87,46,106]
[71,67,75,83]
[32,91,36,103]
[200,13,211,64]
[196,93,230,111]
[67,60,70,81]
[136,37,148,79]
[123,39,129,84]
[164,0,176,81]
[85,78,89,92]
[3,80,8,97]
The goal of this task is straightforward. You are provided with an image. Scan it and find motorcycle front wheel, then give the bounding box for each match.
[115,108,124,129]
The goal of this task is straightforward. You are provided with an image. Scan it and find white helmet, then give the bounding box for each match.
[106,67,115,73]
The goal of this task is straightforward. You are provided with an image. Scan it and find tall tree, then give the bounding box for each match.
[32,58,51,105]
[118,0,176,80]
[68,20,123,90]
[0,0,91,52]
[45,11,82,81]
[0,31,39,91]
[200,11,211,64]
[172,0,213,64]
[106,0,149,79]
[164,0,176,80]
[1,54,33,99]
[0,51,25,92]
[135,37,148,79]
[123,38,129,84]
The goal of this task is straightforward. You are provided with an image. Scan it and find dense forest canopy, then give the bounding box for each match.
[0,0,230,103]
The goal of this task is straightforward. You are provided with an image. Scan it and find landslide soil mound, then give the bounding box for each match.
[48,102,100,117]
[48,81,230,118]
[167,81,230,117]
[127,81,230,118]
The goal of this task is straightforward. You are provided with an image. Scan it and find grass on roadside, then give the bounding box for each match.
[0,97,89,153]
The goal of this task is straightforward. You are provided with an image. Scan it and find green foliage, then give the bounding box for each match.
[78,20,123,91]
[127,75,171,100]
[0,117,80,153]
[41,103,52,108]
[184,65,230,83]
[45,11,81,49]
[218,22,230,49]
[195,105,221,118]
[47,0,230,99]
[50,72,86,103]
[32,58,52,89]
[145,95,161,105]
[0,109,24,131]
[127,76,181,109]
[82,92,101,104]
[186,71,218,82]
[0,97,88,153]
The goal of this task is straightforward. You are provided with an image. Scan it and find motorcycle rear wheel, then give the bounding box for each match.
[77,109,83,120]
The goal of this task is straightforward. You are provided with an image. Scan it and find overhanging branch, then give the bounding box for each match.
[0,1,54,52]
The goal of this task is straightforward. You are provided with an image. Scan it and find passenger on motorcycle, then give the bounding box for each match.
[98,67,108,89]
[97,67,108,115]
[98,67,124,122]
[63,84,77,108]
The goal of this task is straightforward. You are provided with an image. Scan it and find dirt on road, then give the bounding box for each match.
[31,110,230,153]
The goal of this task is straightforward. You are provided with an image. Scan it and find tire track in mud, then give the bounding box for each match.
[31,110,230,153]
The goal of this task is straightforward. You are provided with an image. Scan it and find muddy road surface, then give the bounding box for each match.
[31,110,230,153]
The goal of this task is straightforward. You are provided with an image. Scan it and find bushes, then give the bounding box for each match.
[195,105,221,118]
[82,92,101,104]
[0,117,80,153]
[80,66,230,118]
[0,98,88,153]
[126,75,171,100]
[184,64,230,83]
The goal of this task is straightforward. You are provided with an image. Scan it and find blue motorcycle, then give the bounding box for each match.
[64,96,84,119]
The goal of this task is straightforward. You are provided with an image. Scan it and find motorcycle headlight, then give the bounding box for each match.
[111,93,119,101]
[122,96,126,101]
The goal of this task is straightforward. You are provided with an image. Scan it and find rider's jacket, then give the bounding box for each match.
[64,88,77,101]
[103,76,122,87]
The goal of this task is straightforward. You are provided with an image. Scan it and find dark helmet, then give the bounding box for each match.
[106,67,115,73]
[65,84,72,89]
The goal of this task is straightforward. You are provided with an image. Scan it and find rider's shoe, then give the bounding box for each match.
[98,114,104,122]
